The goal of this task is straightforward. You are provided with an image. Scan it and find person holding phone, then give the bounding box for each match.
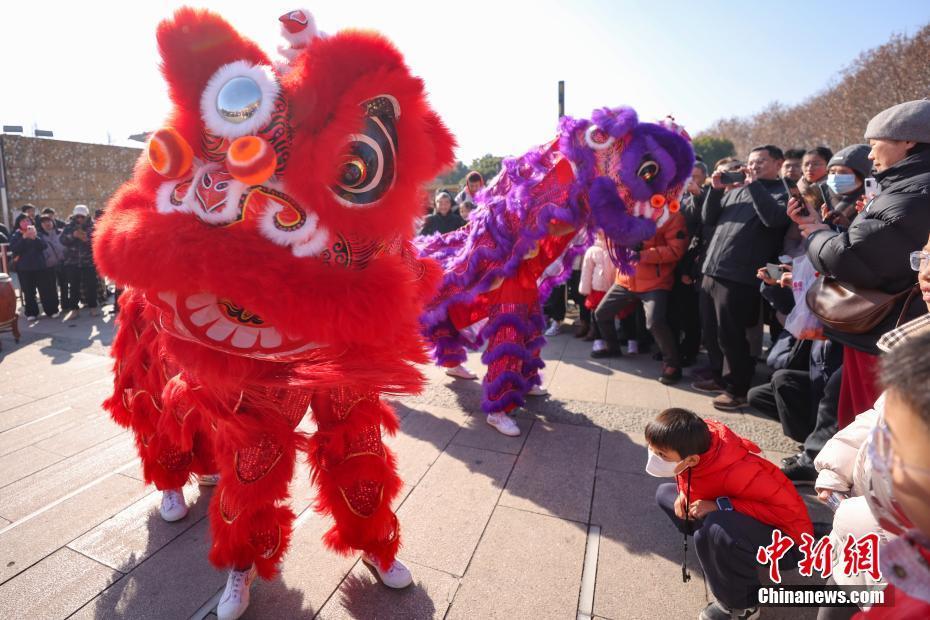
[695,145,792,411]
[10,221,53,320]
[788,100,930,431]
[61,204,100,319]
[820,144,872,228]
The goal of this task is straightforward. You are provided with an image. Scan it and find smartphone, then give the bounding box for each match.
[765,263,784,281]
[784,180,809,217]
[825,492,847,513]
[864,177,881,201]
[719,170,746,185]
[818,183,833,212]
[715,496,734,511]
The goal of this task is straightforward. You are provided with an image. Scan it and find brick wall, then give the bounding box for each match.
[0,135,141,227]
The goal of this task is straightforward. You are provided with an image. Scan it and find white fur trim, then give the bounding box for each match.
[200,61,280,139]
[291,226,330,257]
[156,179,189,215]
[585,125,616,151]
[655,206,670,228]
[277,45,301,61]
[256,194,319,247]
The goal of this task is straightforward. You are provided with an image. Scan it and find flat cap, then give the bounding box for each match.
[864,99,930,143]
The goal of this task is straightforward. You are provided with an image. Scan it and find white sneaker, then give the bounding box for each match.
[626,340,639,355]
[592,339,607,352]
[445,364,478,380]
[361,554,413,589]
[544,320,560,337]
[526,385,548,397]
[486,413,521,436]
[159,488,188,522]
[198,473,221,486]
[217,565,257,620]
[63,309,80,321]
[25,315,38,321]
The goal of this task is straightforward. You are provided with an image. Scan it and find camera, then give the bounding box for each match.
[719,171,746,185]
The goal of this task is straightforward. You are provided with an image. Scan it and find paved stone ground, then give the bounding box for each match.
[0,308,833,619]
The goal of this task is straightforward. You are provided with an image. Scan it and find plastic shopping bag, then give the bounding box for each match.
[784,255,825,340]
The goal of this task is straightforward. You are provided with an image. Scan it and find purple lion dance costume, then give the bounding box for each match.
[416,106,695,422]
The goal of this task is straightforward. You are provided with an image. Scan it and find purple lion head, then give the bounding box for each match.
[560,107,695,267]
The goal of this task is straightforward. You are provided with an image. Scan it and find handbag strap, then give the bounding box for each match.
[895,286,921,328]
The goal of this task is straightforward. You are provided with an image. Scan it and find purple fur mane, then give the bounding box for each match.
[416,105,694,363]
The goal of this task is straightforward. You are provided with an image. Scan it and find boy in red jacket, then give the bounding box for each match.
[647,408,813,620]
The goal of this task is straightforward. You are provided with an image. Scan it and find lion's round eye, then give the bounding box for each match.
[638,160,659,182]
[216,77,263,124]
[339,158,367,188]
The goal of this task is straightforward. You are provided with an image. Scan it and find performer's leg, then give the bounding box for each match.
[481,302,533,416]
[429,317,477,380]
[306,388,403,571]
[522,303,547,393]
[208,397,305,579]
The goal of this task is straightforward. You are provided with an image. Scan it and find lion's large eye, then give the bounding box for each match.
[638,160,659,182]
[331,96,400,208]
[201,61,280,139]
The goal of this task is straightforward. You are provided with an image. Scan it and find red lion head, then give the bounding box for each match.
[96,8,454,364]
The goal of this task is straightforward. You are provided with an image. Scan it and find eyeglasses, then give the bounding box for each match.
[910,250,930,271]
[869,418,930,476]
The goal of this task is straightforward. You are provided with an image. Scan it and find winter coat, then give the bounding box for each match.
[10,231,48,272]
[701,178,791,286]
[814,394,881,497]
[805,150,930,353]
[419,211,466,236]
[615,211,688,292]
[675,420,814,545]
[38,227,66,268]
[579,239,617,295]
[677,186,712,279]
[61,217,96,268]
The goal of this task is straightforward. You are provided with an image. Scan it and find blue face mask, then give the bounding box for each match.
[826,173,859,195]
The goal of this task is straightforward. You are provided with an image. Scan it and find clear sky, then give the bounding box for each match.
[2,0,928,162]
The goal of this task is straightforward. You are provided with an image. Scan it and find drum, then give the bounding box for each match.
[0,273,21,344]
[0,273,16,325]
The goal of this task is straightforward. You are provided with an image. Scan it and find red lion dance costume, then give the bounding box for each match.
[94,8,453,617]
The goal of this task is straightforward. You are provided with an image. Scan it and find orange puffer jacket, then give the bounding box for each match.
[676,420,814,545]
[615,211,688,292]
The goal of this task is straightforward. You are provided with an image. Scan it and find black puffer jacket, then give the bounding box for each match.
[418,211,466,236]
[10,231,48,272]
[805,149,930,353]
[701,178,791,286]
[677,185,712,280]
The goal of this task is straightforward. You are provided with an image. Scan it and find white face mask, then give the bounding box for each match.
[645,450,681,477]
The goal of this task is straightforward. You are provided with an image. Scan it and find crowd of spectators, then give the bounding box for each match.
[4,203,104,320]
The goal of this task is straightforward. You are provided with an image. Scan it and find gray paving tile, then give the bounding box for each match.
[70,519,222,620]
[499,421,599,522]
[241,511,367,619]
[385,404,464,502]
[450,410,532,456]
[0,548,121,620]
[69,484,211,572]
[315,559,458,620]
[591,470,709,619]
[0,392,33,413]
[605,379,670,410]
[0,432,135,521]
[546,363,609,403]
[0,378,110,433]
[34,413,125,456]
[446,506,586,620]
[0,473,148,583]
[396,444,514,576]
[597,429,649,475]
[0,446,63,489]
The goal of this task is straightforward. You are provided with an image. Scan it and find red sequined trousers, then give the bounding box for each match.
[481,301,546,414]
[103,289,216,490]
[208,386,403,578]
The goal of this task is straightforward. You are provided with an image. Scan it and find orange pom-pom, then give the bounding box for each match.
[226,136,277,186]
[650,194,666,209]
[148,128,193,179]
[668,199,680,213]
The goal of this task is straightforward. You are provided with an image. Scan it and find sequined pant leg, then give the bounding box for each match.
[207,391,310,579]
[306,388,403,570]
[522,302,547,389]
[481,303,533,414]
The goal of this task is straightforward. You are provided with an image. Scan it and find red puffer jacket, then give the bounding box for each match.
[676,420,813,544]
